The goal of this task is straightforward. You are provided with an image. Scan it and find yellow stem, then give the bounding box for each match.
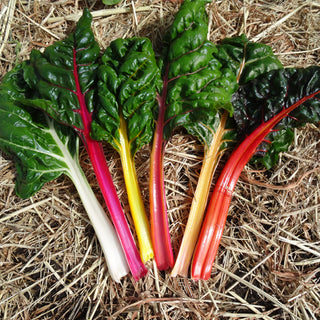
[171,111,229,277]
[118,116,154,263]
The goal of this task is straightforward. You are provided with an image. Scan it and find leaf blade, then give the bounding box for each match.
[233,66,320,168]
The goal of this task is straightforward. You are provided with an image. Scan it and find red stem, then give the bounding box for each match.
[192,89,320,280]
[149,69,174,270]
[72,48,147,280]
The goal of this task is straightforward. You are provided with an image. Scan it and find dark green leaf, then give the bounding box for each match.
[214,34,283,85]
[252,128,294,169]
[233,66,320,168]
[0,64,79,198]
[22,9,99,131]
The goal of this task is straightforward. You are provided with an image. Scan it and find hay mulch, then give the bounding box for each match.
[1,0,320,319]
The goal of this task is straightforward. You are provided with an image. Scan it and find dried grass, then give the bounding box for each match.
[1,0,320,319]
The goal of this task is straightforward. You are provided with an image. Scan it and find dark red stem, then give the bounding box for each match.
[150,69,174,270]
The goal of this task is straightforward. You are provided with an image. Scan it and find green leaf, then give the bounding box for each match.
[22,8,100,131]
[0,63,131,282]
[91,37,160,156]
[0,63,79,198]
[232,66,320,168]
[204,34,285,160]
[252,128,294,169]
[160,0,238,146]
[182,34,283,149]
[214,34,284,85]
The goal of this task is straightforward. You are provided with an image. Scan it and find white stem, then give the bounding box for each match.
[69,163,129,282]
[47,121,129,282]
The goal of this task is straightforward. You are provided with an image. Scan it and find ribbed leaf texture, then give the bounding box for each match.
[214,34,284,85]
[211,34,292,168]
[23,8,99,133]
[233,66,320,168]
[161,0,237,144]
[91,37,160,156]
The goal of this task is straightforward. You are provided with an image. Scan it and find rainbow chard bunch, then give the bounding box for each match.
[91,37,161,263]
[1,0,319,282]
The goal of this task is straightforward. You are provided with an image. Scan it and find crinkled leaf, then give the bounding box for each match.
[185,34,283,149]
[0,63,131,283]
[160,0,237,144]
[253,128,295,169]
[91,37,160,156]
[0,63,79,198]
[232,66,320,168]
[214,34,283,85]
[22,9,99,131]
[210,34,285,162]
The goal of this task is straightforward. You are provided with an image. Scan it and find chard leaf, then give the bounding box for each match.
[214,34,283,85]
[210,34,287,167]
[0,64,130,282]
[161,0,237,142]
[90,37,160,263]
[232,66,320,168]
[191,67,320,280]
[0,63,77,198]
[91,37,160,156]
[23,8,99,133]
[169,7,283,277]
[151,0,238,271]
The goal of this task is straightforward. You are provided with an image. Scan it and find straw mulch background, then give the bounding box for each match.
[1,0,320,319]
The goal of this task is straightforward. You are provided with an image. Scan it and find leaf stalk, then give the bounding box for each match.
[150,80,174,270]
[66,151,129,282]
[171,111,229,277]
[118,116,154,263]
[73,48,147,280]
